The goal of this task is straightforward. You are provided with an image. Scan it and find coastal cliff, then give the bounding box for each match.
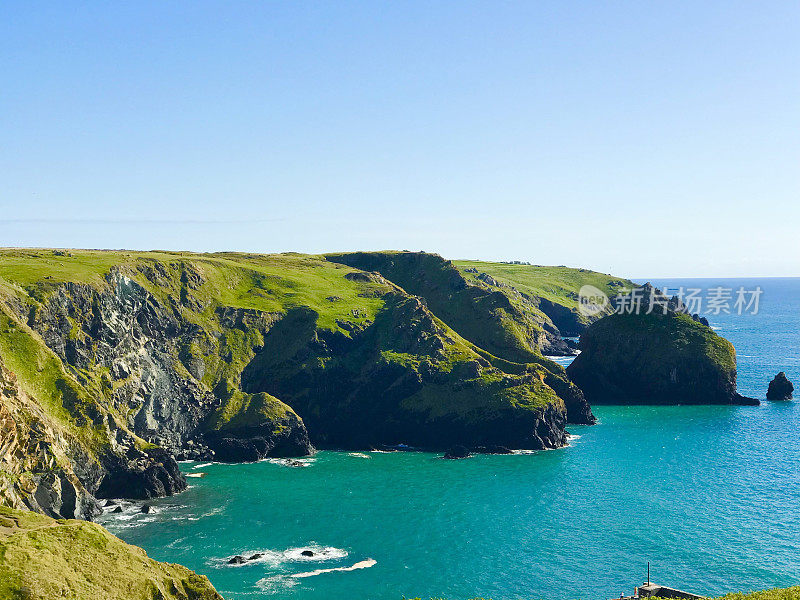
[0,249,616,517]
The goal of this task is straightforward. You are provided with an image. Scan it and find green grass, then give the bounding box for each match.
[453,259,634,314]
[0,249,391,332]
[0,505,222,600]
[715,588,800,600]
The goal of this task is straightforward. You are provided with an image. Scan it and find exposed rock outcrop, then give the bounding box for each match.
[766,372,794,401]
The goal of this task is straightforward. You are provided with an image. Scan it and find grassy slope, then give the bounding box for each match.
[454,259,633,321]
[715,588,800,600]
[326,252,553,363]
[0,506,222,600]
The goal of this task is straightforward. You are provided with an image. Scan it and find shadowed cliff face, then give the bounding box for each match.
[241,295,583,449]
[567,310,756,405]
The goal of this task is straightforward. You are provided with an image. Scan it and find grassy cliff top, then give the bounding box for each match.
[0,506,223,600]
[0,248,392,331]
[453,259,634,314]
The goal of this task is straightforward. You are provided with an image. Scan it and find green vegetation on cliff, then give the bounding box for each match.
[715,588,800,600]
[0,505,222,600]
[453,259,631,315]
[567,310,747,405]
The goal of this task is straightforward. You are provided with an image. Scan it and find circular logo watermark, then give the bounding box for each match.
[578,285,610,318]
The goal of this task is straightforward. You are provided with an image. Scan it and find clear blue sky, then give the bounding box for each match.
[2,2,798,277]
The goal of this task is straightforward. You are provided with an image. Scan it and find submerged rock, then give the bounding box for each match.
[140,504,152,514]
[301,550,315,557]
[767,372,794,401]
[227,555,246,565]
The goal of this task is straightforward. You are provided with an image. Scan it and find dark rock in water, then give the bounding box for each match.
[301,550,315,557]
[228,555,246,565]
[203,412,313,463]
[111,506,123,513]
[103,499,118,507]
[140,504,152,514]
[767,372,794,401]
[249,553,264,560]
[443,445,471,459]
[96,446,187,500]
[733,394,760,406]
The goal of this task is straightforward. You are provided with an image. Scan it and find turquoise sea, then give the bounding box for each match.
[100,278,800,600]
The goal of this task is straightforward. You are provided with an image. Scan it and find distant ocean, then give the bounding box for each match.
[100,278,800,600]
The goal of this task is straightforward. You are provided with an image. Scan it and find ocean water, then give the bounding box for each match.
[100,278,800,600]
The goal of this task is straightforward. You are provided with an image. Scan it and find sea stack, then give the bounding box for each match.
[567,286,758,406]
[766,372,794,400]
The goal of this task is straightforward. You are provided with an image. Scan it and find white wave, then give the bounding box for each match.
[185,472,206,478]
[265,457,315,467]
[193,462,214,469]
[213,545,348,568]
[348,452,371,459]
[290,558,377,578]
[255,559,376,590]
[255,575,301,591]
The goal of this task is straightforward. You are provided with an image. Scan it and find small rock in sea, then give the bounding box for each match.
[443,445,471,459]
[104,499,118,507]
[767,372,794,401]
[248,553,264,561]
[111,506,123,513]
[227,555,247,565]
[301,550,315,557]
[140,504,153,514]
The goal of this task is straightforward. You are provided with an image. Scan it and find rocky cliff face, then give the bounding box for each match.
[0,347,185,520]
[566,290,757,405]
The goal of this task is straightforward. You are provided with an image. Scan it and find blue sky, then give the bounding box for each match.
[1,2,798,277]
